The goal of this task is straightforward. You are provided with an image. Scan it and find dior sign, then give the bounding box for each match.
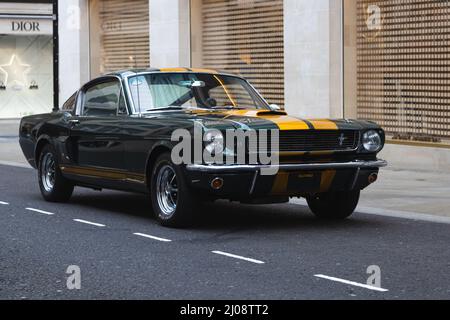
[0,18,52,35]
[12,21,40,32]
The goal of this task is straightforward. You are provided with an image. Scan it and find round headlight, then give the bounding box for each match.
[362,130,382,152]
[204,130,224,155]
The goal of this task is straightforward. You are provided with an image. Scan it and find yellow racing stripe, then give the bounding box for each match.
[271,172,289,195]
[319,170,336,192]
[308,119,338,130]
[190,68,218,74]
[159,68,189,72]
[265,115,310,130]
[221,110,311,130]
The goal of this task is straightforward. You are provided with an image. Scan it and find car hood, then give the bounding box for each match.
[143,109,381,131]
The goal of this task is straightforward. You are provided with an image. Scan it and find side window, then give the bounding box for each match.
[62,92,77,112]
[82,81,124,117]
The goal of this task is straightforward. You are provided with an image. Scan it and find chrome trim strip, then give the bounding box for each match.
[186,160,388,173]
[249,170,259,194]
[350,167,361,190]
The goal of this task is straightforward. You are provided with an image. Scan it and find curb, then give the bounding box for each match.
[290,198,450,225]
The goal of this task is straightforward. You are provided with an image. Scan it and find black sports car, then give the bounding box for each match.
[19,68,387,227]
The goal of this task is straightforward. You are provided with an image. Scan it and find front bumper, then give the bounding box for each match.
[186,159,387,173]
[185,159,387,199]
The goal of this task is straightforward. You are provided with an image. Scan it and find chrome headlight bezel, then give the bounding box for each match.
[362,130,382,152]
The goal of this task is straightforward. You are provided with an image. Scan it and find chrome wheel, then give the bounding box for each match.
[41,152,56,192]
[156,164,178,217]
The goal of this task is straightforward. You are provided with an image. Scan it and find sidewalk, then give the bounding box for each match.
[1,119,449,218]
[0,120,29,167]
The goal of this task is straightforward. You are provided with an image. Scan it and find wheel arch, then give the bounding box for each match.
[34,135,52,167]
[144,141,173,188]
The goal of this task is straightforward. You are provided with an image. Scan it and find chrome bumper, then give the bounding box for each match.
[186,159,388,173]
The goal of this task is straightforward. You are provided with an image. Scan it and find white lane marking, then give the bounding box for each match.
[73,219,105,227]
[212,250,265,264]
[0,201,9,205]
[25,207,55,215]
[314,274,389,292]
[133,232,172,242]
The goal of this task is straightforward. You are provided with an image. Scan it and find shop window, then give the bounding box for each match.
[344,0,450,145]
[0,33,53,118]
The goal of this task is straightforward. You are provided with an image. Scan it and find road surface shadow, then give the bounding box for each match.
[65,189,385,232]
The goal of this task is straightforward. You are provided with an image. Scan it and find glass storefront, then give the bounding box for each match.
[344,0,450,145]
[0,13,53,118]
[190,0,285,107]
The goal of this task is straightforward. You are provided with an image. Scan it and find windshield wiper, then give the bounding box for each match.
[145,106,184,112]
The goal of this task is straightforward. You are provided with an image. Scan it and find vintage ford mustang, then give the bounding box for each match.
[19,68,387,227]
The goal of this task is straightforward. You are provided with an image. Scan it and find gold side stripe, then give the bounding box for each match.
[60,166,145,183]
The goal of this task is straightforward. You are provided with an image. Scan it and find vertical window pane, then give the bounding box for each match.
[191,0,285,107]
[90,0,150,77]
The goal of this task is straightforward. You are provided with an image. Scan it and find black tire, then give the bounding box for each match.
[150,152,198,228]
[306,190,360,220]
[38,144,74,202]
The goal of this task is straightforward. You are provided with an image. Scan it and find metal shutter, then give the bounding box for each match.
[96,0,150,73]
[198,0,285,107]
[356,0,450,143]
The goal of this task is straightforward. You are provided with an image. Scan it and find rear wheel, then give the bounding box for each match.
[150,152,198,227]
[38,144,74,202]
[306,190,360,220]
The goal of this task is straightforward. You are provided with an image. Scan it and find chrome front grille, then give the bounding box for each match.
[278,130,359,152]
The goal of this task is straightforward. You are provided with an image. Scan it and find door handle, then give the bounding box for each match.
[68,119,80,126]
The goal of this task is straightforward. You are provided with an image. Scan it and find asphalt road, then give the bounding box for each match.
[0,164,449,300]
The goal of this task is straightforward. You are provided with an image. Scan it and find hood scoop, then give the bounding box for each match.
[256,110,287,116]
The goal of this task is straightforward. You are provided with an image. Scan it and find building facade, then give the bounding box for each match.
[1,0,449,171]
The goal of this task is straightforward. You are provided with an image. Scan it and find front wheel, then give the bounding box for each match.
[306,190,360,220]
[150,153,198,228]
[38,144,74,202]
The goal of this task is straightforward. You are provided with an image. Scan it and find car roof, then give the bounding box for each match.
[104,68,239,79]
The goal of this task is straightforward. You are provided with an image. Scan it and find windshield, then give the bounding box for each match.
[127,73,269,113]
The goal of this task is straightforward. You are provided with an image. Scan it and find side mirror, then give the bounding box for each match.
[62,111,73,121]
[191,80,206,88]
[269,104,281,111]
[179,80,205,88]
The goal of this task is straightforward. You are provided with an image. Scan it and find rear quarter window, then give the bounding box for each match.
[62,92,77,112]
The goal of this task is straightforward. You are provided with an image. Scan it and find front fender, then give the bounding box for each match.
[144,140,175,183]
